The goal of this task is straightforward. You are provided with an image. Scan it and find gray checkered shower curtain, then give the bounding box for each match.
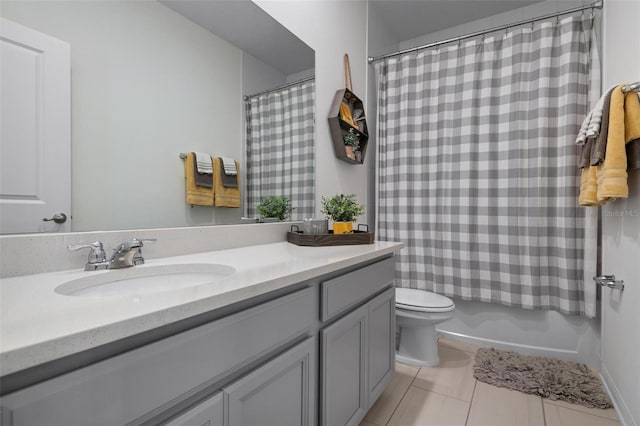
[375,15,597,315]
[245,80,315,220]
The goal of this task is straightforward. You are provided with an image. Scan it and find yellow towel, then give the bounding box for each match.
[624,92,640,139]
[579,166,599,206]
[185,152,214,206]
[596,85,640,203]
[214,157,241,208]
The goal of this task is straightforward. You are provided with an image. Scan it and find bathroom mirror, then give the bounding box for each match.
[0,0,314,233]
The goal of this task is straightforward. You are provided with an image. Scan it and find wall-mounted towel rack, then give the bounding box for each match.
[622,81,640,93]
[593,275,625,291]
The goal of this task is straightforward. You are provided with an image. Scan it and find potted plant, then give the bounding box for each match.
[320,194,365,234]
[256,196,293,221]
[343,128,360,161]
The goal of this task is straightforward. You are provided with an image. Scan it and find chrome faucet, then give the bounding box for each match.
[108,238,156,269]
[68,238,156,270]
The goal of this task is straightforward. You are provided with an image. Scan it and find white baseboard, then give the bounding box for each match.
[600,365,636,426]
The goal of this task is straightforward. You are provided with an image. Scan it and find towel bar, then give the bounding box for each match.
[621,81,640,93]
[593,275,625,291]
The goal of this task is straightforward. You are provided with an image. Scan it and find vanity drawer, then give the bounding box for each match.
[321,257,395,322]
[1,287,317,426]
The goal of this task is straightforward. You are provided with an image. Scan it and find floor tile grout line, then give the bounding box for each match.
[542,398,618,420]
[410,382,474,404]
[411,357,475,404]
[542,400,620,423]
[464,379,478,426]
[444,340,620,424]
[409,348,476,403]
[383,368,420,426]
[385,343,619,426]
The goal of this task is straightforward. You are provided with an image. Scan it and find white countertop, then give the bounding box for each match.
[0,241,402,377]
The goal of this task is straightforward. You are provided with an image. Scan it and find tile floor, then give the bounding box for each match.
[360,338,620,426]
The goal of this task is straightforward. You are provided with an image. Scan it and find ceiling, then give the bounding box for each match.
[160,0,314,76]
[161,0,548,74]
[369,0,546,42]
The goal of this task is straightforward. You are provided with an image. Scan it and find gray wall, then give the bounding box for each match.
[600,1,640,423]
[366,4,401,231]
[242,52,287,98]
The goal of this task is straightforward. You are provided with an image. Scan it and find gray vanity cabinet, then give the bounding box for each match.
[165,392,223,426]
[0,255,397,426]
[0,287,317,426]
[321,304,368,426]
[367,288,396,405]
[164,335,315,426]
[224,337,316,426]
[319,257,396,426]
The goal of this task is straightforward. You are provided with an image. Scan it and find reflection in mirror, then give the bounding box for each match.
[0,0,314,234]
[245,78,315,221]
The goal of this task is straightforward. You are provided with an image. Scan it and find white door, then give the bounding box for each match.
[0,18,71,234]
[600,2,640,426]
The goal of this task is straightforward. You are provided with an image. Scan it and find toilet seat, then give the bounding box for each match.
[396,288,455,313]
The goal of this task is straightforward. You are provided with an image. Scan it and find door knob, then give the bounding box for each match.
[42,213,67,224]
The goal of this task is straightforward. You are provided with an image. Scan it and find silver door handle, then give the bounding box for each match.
[42,213,67,224]
[593,275,625,291]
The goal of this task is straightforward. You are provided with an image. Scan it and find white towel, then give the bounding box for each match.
[584,95,606,138]
[221,157,237,176]
[575,85,617,145]
[575,111,592,145]
[585,85,617,138]
[194,152,213,174]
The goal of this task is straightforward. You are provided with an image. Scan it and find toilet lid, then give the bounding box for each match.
[396,288,455,313]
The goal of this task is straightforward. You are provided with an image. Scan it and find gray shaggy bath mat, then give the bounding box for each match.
[473,347,612,409]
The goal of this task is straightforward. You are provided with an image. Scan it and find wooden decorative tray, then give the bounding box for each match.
[287,224,374,246]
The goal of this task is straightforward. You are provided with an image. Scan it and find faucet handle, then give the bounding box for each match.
[68,241,105,257]
[67,241,108,270]
[130,238,157,265]
[130,238,157,247]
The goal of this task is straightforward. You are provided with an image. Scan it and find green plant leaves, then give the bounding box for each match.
[320,194,364,222]
[256,196,293,220]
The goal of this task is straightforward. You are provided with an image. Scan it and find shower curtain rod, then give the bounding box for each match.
[243,76,314,101]
[367,1,603,64]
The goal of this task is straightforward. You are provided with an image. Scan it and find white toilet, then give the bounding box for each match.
[395,288,456,367]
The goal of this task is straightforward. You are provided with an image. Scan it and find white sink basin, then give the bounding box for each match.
[55,263,236,297]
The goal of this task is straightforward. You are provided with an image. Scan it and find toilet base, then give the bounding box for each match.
[396,352,440,367]
[396,317,442,366]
